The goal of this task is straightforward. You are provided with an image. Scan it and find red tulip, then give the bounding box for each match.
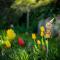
[18,37,25,47]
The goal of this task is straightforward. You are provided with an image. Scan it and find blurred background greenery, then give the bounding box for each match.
[0,0,60,31]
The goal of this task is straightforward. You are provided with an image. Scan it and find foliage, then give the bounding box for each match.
[0,26,59,60]
[11,0,54,12]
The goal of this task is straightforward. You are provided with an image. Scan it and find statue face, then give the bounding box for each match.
[46,22,52,30]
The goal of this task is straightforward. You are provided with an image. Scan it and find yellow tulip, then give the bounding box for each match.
[6,29,16,40]
[32,33,36,40]
[40,26,45,32]
[37,40,41,48]
[40,32,44,37]
[37,40,41,45]
[4,40,11,48]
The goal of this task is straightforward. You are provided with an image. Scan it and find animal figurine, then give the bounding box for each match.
[38,16,60,38]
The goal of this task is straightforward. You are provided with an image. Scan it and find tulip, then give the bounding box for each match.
[37,40,41,48]
[40,26,45,32]
[37,40,41,45]
[32,33,36,39]
[40,32,45,37]
[4,40,11,48]
[45,30,51,38]
[6,29,16,40]
[32,33,36,42]
[18,37,25,47]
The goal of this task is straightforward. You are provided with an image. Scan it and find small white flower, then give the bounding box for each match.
[10,24,14,28]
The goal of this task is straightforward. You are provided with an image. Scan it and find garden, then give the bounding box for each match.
[0,0,60,60]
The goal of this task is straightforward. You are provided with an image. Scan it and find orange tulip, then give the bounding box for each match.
[45,30,51,38]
